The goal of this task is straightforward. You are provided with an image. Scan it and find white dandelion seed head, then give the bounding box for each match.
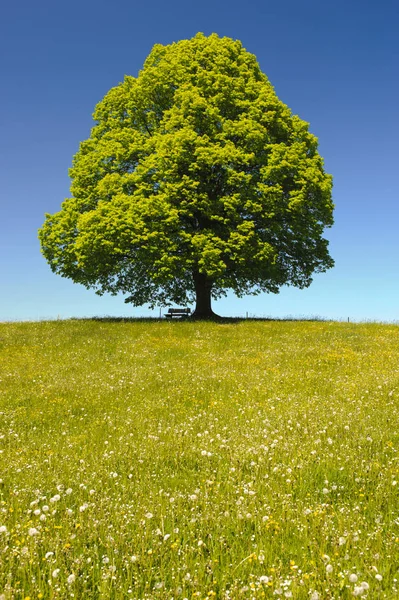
[65,488,73,495]
[52,568,60,578]
[360,582,369,590]
[0,525,7,534]
[28,527,39,536]
[349,574,358,583]
[353,587,364,597]
[259,575,269,584]
[42,505,49,512]
[375,574,383,581]
[45,551,54,559]
[326,564,333,574]
[145,512,153,519]
[310,592,320,600]
[67,573,76,585]
[50,495,60,503]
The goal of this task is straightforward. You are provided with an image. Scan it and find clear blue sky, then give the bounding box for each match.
[1,0,398,321]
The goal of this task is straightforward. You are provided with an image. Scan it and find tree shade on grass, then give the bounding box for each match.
[39,33,334,318]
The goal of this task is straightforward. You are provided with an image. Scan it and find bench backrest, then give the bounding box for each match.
[167,308,191,314]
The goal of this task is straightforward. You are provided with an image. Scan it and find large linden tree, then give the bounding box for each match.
[39,33,334,318]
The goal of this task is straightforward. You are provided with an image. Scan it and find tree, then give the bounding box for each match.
[39,33,334,319]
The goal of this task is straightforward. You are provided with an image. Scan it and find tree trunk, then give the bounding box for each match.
[191,272,219,319]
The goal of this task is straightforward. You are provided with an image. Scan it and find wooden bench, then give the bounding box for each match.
[165,308,191,319]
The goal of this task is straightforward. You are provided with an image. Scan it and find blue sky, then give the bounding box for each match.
[1,0,398,321]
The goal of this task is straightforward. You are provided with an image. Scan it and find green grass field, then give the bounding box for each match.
[1,319,399,599]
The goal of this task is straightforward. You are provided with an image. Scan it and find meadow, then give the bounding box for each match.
[0,319,399,599]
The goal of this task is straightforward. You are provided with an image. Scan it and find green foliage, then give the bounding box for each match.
[39,33,334,308]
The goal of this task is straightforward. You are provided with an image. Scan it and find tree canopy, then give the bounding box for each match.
[39,33,334,318]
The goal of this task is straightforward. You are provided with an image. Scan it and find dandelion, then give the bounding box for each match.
[163,533,171,541]
[353,587,364,597]
[102,556,110,564]
[79,503,89,512]
[326,564,333,574]
[130,555,138,562]
[33,509,41,516]
[339,537,346,545]
[50,495,60,503]
[259,575,269,584]
[360,582,369,590]
[66,508,73,515]
[52,569,60,578]
[349,574,358,583]
[65,488,72,495]
[67,573,76,585]
[0,525,7,534]
[45,552,54,559]
[145,512,153,519]
[42,505,49,512]
[375,574,383,581]
[28,527,39,536]
[39,514,46,521]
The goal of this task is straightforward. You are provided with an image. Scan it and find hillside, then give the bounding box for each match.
[0,320,399,598]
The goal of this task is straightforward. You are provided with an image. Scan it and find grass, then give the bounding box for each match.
[0,319,399,599]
